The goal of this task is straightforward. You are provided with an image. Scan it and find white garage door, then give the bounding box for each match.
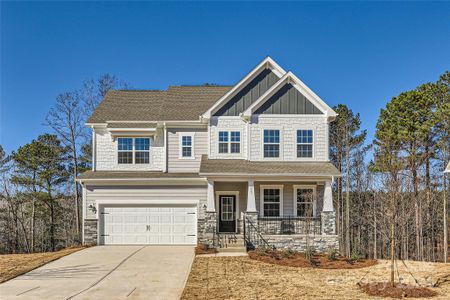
[100,205,197,245]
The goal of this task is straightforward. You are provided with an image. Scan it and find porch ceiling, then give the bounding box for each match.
[199,155,341,177]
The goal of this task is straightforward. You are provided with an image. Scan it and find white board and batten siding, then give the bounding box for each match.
[167,128,208,173]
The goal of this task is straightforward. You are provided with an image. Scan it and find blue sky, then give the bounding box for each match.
[1,1,449,153]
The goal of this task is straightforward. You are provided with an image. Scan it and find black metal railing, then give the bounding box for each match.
[257,216,321,235]
[243,215,271,250]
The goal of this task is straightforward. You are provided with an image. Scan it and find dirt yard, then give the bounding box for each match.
[182,256,450,299]
[0,246,86,283]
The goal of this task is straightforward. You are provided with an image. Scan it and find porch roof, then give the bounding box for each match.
[199,155,341,177]
[77,171,201,181]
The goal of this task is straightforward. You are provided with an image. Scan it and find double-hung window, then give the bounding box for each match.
[263,129,280,158]
[297,130,313,158]
[135,138,150,164]
[295,186,315,217]
[117,137,150,164]
[180,134,194,158]
[218,131,241,154]
[261,186,283,217]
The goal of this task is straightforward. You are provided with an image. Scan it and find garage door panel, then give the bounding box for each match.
[101,204,197,245]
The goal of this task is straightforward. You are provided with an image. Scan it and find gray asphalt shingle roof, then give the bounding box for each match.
[87,86,231,123]
[199,155,341,176]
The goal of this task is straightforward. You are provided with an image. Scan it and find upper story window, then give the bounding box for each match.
[261,186,283,217]
[180,134,194,158]
[218,131,241,154]
[297,130,313,158]
[135,138,150,164]
[263,129,280,158]
[295,186,316,217]
[118,137,150,164]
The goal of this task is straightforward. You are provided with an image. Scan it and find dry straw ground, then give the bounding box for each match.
[0,246,86,283]
[182,256,450,300]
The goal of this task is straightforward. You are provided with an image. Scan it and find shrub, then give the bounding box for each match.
[256,245,272,256]
[351,248,361,262]
[304,246,315,261]
[327,248,338,261]
[281,248,295,258]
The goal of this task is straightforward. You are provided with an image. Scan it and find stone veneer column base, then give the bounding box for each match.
[321,211,336,235]
[84,219,98,245]
[198,211,217,246]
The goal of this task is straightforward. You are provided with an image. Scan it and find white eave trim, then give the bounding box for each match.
[199,172,342,178]
[201,57,286,119]
[445,161,450,173]
[242,71,337,118]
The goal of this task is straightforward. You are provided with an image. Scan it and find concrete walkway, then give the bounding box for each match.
[0,246,195,300]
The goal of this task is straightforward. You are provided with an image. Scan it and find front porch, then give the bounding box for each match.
[199,179,338,253]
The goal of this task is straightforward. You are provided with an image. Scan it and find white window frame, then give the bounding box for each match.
[296,129,315,159]
[179,133,195,159]
[293,185,317,217]
[117,137,151,165]
[218,130,241,154]
[259,185,284,217]
[261,128,282,160]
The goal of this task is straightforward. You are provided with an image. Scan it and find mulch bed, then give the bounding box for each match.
[359,282,438,298]
[248,250,378,269]
[195,244,218,255]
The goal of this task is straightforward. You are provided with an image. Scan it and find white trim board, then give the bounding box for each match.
[293,185,317,217]
[215,191,240,233]
[259,184,284,217]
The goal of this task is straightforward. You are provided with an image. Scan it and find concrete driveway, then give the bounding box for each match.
[0,246,195,300]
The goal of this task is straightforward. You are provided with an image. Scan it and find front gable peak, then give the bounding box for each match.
[242,71,337,119]
[201,57,286,118]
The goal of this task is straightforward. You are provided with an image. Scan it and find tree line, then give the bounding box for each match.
[0,71,448,264]
[330,71,449,263]
[0,75,127,253]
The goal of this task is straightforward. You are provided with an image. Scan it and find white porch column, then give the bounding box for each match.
[206,180,215,212]
[246,180,257,212]
[323,179,334,212]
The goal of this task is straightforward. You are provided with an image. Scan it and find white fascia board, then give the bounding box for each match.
[201,57,286,119]
[77,177,207,185]
[445,161,450,173]
[86,123,107,127]
[242,71,337,118]
[108,128,157,132]
[199,173,342,178]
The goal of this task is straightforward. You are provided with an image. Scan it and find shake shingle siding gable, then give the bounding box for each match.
[87,86,231,123]
[214,68,280,116]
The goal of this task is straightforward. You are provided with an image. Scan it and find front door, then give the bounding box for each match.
[219,195,236,232]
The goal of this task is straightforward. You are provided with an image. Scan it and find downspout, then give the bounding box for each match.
[163,122,168,173]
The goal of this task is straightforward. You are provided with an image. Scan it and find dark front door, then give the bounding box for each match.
[219,195,236,232]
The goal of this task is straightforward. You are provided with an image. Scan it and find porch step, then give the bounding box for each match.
[218,247,247,253]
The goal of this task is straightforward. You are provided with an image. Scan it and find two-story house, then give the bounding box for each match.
[77,57,341,252]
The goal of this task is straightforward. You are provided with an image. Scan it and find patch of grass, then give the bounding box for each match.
[0,246,87,283]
